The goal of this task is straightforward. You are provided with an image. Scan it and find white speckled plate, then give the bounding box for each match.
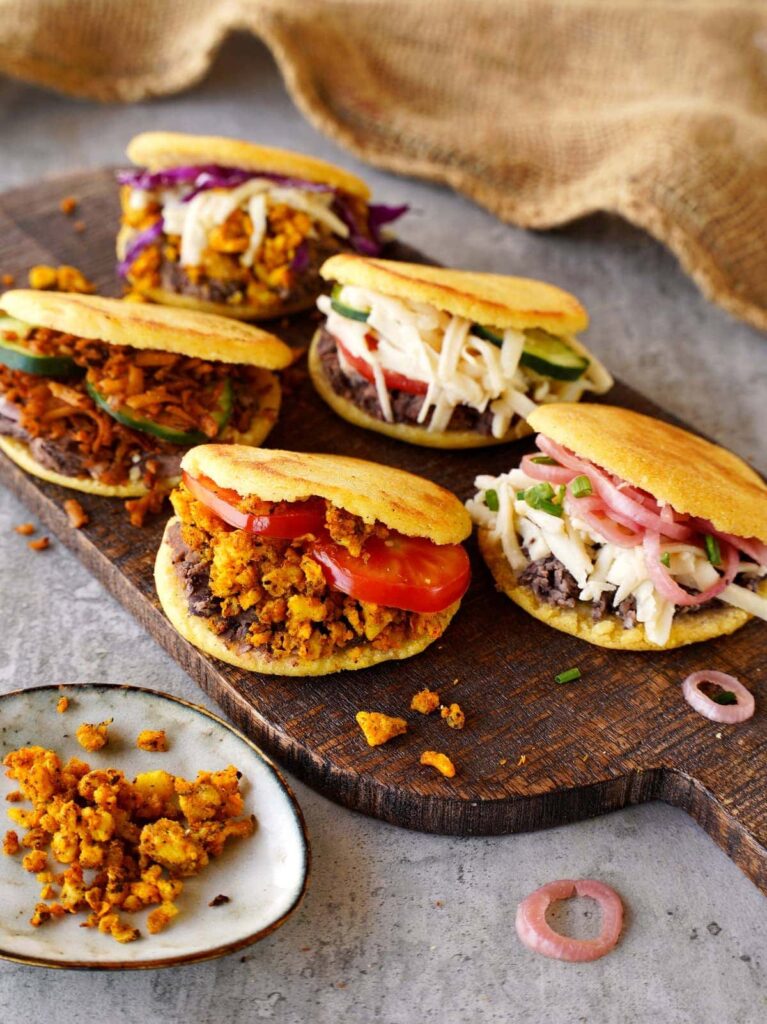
[0,683,310,970]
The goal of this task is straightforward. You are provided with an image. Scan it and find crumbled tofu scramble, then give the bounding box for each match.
[420,751,456,778]
[410,689,440,715]
[170,482,446,663]
[2,744,255,943]
[355,711,408,747]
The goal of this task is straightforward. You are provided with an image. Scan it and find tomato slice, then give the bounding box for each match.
[310,532,471,613]
[336,338,428,396]
[183,472,327,539]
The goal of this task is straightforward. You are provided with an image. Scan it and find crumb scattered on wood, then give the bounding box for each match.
[498,758,508,766]
[75,719,112,752]
[419,750,456,778]
[410,688,440,715]
[56,696,69,714]
[136,730,168,753]
[1,273,15,286]
[73,220,86,233]
[59,196,78,215]
[355,711,407,747]
[208,894,231,907]
[28,264,95,294]
[440,703,465,730]
[63,498,89,529]
[517,754,527,767]
[27,537,50,552]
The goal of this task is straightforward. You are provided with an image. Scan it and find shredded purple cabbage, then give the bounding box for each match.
[291,241,311,273]
[117,218,164,278]
[116,164,408,270]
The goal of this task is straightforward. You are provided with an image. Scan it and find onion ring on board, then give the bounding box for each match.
[515,878,624,962]
[682,670,755,724]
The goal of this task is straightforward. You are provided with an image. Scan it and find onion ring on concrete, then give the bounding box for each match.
[515,878,624,961]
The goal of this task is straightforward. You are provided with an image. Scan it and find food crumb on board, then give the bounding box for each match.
[73,220,86,233]
[410,688,440,715]
[59,196,78,215]
[420,750,456,778]
[3,829,20,855]
[55,696,69,714]
[440,703,465,730]
[208,894,231,907]
[27,537,50,552]
[14,522,36,536]
[355,711,407,747]
[28,264,95,294]
[3,740,255,943]
[517,754,527,767]
[75,718,112,752]
[63,498,89,529]
[136,729,168,753]
[499,758,508,766]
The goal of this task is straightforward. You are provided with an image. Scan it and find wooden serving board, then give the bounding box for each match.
[2,170,767,890]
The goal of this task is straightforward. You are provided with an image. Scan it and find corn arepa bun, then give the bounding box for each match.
[181,444,471,545]
[1,290,294,370]
[130,283,316,322]
[528,404,767,543]
[309,329,612,449]
[477,528,765,651]
[126,131,370,200]
[155,519,459,676]
[321,255,589,334]
[0,368,281,495]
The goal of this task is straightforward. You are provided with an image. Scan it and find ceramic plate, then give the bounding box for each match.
[0,683,310,969]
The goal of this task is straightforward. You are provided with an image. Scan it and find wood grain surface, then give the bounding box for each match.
[1,170,766,892]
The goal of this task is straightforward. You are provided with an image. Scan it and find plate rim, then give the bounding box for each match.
[0,681,312,971]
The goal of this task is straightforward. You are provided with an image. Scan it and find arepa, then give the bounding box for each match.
[467,404,767,650]
[311,256,612,449]
[155,445,471,675]
[117,132,406,321]
[0,292,292,517]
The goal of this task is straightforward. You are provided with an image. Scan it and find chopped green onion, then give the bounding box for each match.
[530,455,557,465]
[555,667,581,685]
[660,552,671,568]
[484,488,499,512]
[516,490,526,501]
[712,690,737,706]
[571,475,592,498]
[705,535,721,566]
[556,485,566,505]
[521,482,564,518]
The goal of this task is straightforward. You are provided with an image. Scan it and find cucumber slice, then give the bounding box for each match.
[329,284,370,323]
[472,323,588,381]
[86,377,234,445]
[0,317,80,378]
[520,329,589,381]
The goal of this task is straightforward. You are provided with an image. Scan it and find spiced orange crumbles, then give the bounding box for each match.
[2,744,254,943]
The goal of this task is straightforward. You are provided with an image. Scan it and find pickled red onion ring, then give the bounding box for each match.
[682,670,755,724]
[520,453,573,485]
[565,493,643,547]
[643,531,738,605]
[515,878,623,962]
[535,435,693,541]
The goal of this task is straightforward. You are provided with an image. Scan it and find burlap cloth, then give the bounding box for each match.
[1,0,766,331]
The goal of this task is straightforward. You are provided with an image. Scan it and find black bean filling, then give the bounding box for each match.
[518,552,761,628]
[317,327,506,435]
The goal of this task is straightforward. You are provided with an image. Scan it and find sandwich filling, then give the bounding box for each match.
[467,434,767,646]
[316,285,609,438]
[117,165,406,311]
[167,474,470,663]
[0,316,273,524]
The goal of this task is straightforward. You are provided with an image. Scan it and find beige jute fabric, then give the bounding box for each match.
[0,0,766,331]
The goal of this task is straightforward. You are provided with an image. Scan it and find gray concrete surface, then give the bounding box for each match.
[0,33,765,1024]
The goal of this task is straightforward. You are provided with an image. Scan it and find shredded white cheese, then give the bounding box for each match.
[467,468,767,647]
[127,179,349,269]
[318,287,603,438]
